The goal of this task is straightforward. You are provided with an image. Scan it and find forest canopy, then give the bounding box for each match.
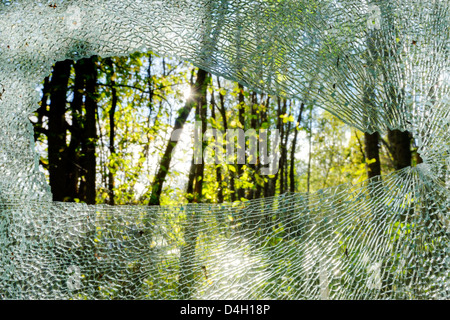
[32,52,419,206]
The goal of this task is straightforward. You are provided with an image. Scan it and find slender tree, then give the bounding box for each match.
[105,58,118,205]
[210,88,224,203]
[149,68,208,205]
[216,77,236,202]
[289,102,304,192]
[236,83,246,200]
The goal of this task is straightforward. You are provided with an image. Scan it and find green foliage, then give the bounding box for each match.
[35,51,394,206]
[94,53,192,205]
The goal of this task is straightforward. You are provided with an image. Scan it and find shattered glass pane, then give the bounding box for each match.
[0,0,448,299]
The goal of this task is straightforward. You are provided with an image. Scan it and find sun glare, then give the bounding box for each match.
[183,86,191,100]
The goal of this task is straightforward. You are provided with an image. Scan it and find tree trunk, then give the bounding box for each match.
[283,112,291,193]
[237,83,245,200]
[217,77,235,202]
[261,96,272,197]
[364,132,381,178]
[387,129,411,170]
[278,99,287,195]
[186,155,196,203]
[47,60,72,202]
[290,103,304,192]
[192,71,210,203]
[306,106,313,194]
[179,68,210,299]
[210,90,224,203]
[149,68,208,205]
[105,58,117,205]
[81,57,99,204]
[65,59,85,201]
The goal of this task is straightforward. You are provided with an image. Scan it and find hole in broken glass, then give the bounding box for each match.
[30,49,403,206]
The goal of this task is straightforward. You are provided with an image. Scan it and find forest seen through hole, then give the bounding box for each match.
[31,51,422,206]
